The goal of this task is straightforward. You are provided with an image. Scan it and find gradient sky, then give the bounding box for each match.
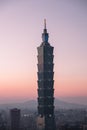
[0,0,87,103]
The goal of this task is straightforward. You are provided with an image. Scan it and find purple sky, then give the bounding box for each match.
[0,0,87,103]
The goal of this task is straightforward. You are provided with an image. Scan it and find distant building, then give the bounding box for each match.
[0,113,6,130]
[83,111,87,130]
[10,108,21,130]
[37,19,56,130]
[83,125,87,130]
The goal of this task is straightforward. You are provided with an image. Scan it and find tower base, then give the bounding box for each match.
[37,115,56,130]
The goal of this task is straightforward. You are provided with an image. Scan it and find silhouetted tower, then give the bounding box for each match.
[10,108,21,130]
[37,19,56,130]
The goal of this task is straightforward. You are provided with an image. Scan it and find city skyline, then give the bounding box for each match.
[0,0,87,103]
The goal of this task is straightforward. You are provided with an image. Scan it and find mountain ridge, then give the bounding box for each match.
[0,99,87,110]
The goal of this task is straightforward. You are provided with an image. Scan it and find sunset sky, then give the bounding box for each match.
[0,0,87,103]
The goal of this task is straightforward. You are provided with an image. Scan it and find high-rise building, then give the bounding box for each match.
[37,20,56,130]
[10,108,21,130]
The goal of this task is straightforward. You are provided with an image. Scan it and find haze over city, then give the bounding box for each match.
[0,0,87,104]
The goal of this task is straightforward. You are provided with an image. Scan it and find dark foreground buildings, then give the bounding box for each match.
[10,108,21,130]
[37,20,56,130]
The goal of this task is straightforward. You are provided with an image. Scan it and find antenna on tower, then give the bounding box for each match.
[44,19,46,29]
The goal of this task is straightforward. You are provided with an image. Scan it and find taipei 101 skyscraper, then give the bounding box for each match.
[37,20,56,130]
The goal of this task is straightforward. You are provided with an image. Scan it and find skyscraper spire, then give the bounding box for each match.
[44,19,46,29]
[43,19,47,33]
[42,19,49,43]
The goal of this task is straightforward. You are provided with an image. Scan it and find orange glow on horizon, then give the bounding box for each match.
[0,75,87,101]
